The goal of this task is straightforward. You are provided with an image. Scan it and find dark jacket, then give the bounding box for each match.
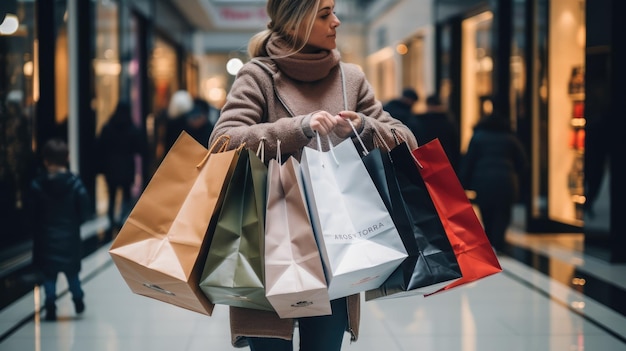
[410,111,460,171]
[28,171,92,275]
[460,116,527,206]
[383,99,413,126]
[97,108,144,185]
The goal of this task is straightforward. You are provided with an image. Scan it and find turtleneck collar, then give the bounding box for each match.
[265,33,340,82]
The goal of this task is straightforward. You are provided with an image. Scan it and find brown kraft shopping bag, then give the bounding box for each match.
[109,131,239,315]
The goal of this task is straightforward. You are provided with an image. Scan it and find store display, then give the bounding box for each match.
[567,65,585,221]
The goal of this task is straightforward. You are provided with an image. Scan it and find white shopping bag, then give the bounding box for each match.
[300,136,408,300]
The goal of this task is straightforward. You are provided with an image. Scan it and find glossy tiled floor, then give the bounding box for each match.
[1,226,626,351]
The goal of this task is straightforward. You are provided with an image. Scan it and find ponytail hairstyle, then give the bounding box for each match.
[247,0,321,58]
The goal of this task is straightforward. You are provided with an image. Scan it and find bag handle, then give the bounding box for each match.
[196,136,245,169]
[390,128,423,168]
[275,139,282,164]
[196,135,230,169]
[257,137,267,163]
[373,130,391,152]
[348,119,369,156]
[314,132,339,167]
[209,134,230,153]
[390,128,406,146]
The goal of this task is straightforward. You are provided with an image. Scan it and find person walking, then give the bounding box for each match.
[459,109,527,252]
[164,90,194,152]
[96,101,145,233]
[411,94,460,171]
[26,139,93,321]
[382,87,419,126]
[208,0,417,349]
[179,97,217,147]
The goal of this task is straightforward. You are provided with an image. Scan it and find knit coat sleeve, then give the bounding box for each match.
[208,63,312,156]
[342,63,418,150]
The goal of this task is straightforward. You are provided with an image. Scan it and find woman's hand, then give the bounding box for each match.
[333,111,362,138]
[309,111,338,136]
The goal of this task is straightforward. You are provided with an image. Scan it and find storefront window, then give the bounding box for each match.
[94,0,120,134]
[401,34,425,112]
[547,0,586,225]
[148,36,179,171]
[367,47,396,103]
[439,24,452,108]
[460,11,493,152]
[54,2,69,139]
[94,0,120,217]
[529,0,549,220]
[0,3,37,249]
[199,53,231,109]
[510,1,527,132]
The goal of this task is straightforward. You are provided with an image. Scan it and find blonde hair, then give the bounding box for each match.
[247,0,320,58]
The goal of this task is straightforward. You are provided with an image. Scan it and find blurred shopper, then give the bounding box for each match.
[164,90,194,152]
[1,91,34,205]
[411,94,460,171]
[0,90,34,240]
[383,87,419,126]
[26,139,92,321]
[96,101,145,233]
[460,109,527,252]
[209,0,417,349]
[183,98,218,147]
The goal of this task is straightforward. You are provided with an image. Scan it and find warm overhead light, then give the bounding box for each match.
[226,58,244,76]
[23,61,34,76]
[0,14,19,35]
[396,44,408,55]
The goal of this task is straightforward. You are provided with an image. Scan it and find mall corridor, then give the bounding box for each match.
[1,0,626,349]
[1,212,625,351]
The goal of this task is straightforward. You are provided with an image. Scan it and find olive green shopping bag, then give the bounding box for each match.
[199,147,273,311]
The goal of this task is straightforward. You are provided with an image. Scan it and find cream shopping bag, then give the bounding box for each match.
[264,141,331,318]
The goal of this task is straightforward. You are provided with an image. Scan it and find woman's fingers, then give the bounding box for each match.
[334,111,361,138]
[310,112,337,136]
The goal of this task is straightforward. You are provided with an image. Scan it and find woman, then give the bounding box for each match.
[460,111,527,252]
[96,102,145,233]
[209,0,417,349]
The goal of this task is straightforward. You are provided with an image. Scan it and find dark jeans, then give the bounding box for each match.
[42,271,84,306]
[106,181,132,228]
[477,201,512,251]
[247,297,348,351]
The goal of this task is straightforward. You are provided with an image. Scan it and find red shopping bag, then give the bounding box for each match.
[411,139,502,295]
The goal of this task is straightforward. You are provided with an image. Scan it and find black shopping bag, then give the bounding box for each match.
[363,139,461,300]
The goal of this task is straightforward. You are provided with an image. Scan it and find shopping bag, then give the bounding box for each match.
[109,132,237,315]
[264,141,331,318]
[300,135,408,300]
[411,139,502,296]
[199,147,273,311]
[465,190,484,227]
[363,140,461,301]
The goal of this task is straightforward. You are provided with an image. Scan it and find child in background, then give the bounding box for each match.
[27,139,92,321]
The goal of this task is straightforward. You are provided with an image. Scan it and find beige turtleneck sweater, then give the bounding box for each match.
[210,33,417,161]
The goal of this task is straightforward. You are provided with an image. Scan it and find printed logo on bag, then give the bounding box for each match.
[143,283,176,296]
[351,275,381,286]
[291,301,313,308]
[227,295,251,301]
[326,222,386,242]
